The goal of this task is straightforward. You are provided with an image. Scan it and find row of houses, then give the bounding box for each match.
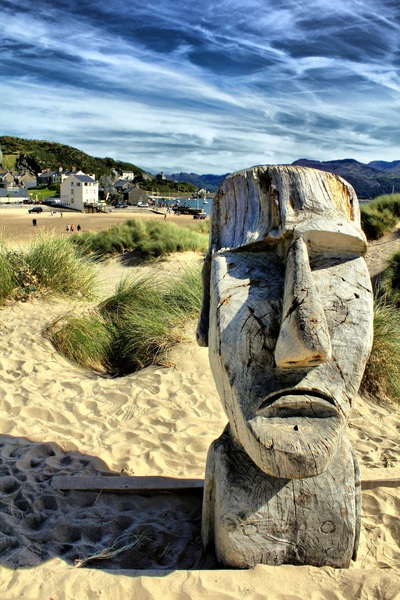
[0,165,101,210]
[0,164,152,210]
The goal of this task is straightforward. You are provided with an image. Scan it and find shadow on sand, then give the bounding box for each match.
[0,434,217,573]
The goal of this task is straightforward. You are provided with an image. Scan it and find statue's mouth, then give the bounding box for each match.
[257,389,339,418]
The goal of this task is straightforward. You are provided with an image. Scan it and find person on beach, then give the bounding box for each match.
[32,219,37,226]
[71,224,75,232]
[66,224,70,233]
[77,224,81,231]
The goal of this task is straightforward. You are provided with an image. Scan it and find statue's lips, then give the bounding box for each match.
[256,390,339,419]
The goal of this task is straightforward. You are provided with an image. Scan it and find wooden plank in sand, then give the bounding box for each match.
[360,466,400,490]
[52,475,204,494]
[52,468,400,494]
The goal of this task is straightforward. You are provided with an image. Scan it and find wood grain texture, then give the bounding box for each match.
[198,166,374,567]
[203,428,360,568]
[52,475,204,493]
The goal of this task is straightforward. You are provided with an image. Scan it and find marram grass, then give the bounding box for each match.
[0,234,97,303]
[45,313,113,374]
[361,193,400,240]
[47,267,203,376]
[380,250,400,304]
[361,254,400,404]
[362,293,400,404]
[72,218,208,260]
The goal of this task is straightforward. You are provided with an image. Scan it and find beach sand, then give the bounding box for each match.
[0,205,197,244]
[0,209,399,599]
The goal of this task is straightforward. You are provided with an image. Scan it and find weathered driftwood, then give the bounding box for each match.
[197,166,374,568]
[52,475,203,494]
[360,467,400,490]
[203,428,360,568]
[52,468,400,494]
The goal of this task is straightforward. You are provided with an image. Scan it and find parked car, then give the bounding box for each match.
[28,206,43,213]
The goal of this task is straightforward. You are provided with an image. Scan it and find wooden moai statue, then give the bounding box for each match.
[197,166,373,568]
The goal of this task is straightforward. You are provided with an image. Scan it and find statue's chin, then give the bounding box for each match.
[245,408,345,479]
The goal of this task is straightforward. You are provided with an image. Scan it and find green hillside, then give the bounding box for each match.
[0,136,144,180]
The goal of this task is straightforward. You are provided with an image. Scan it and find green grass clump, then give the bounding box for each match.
[47,267,203,375]
[380,250,400,304]
[72,219,208,260]
[361,207,397,240]
[362,294,400,403]
[46,314,113,373]
[0,247,17,300]
[186,220,210,235]
[0,235,97,303]
[361,194,400,240]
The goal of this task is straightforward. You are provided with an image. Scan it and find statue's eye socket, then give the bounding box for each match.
[308,252,360,272]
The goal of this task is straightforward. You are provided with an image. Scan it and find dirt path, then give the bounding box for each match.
[365,224,400,278]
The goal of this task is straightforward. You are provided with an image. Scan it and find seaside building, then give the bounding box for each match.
[60,173,99,211]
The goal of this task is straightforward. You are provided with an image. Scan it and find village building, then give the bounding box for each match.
[120,170,135,181]
[60,173,99,211]
[0,188,29,203]
[37,167,84,186]
[13,172,37,189]
[121,186,148,205]
[0,172,15,187]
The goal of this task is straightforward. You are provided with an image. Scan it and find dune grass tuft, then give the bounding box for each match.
[0,246,18,300]
[362,293,400,404]
[46,267,203,375]
[361,194,400,240]
[379,250,400,304]
[0,234,97,303]
[72,219,208,260]
[46,313,113,374]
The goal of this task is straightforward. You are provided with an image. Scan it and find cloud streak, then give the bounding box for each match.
[1,0,400,173]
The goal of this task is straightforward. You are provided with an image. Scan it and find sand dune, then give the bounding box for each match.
[0,216,399,598]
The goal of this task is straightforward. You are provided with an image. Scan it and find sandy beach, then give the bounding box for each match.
[0,205,197,244]
[0,208,399,599]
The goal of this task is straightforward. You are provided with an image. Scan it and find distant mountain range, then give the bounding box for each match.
[290,158,400,199]
[171,159,400,198]
[168,172,230,193]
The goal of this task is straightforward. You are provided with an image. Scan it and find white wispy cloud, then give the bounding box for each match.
[2,0,400,173]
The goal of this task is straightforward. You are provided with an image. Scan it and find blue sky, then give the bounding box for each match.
[2,0,400,174]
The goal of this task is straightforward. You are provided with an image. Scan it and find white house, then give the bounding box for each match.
[60,173,99,211]
[120,170,135,181]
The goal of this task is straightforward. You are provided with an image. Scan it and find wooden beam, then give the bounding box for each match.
[52,475,204,494]
[360,466,400,490]
[52,467,400,494]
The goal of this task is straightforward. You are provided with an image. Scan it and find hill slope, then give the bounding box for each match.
[170,159,400,198]
[291,158,400,198]
[0,136,144,180]
[168,172,228,192]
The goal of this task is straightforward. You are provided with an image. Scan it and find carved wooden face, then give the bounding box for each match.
[207,231,373,479]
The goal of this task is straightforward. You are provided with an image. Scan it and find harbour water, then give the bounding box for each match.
[152,197,212,216]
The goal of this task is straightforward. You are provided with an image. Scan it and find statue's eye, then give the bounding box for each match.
[309,252,359,272]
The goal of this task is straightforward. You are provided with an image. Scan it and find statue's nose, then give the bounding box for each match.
[274,237,332,369]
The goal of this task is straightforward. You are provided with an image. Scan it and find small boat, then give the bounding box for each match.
[172,205,204,216]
